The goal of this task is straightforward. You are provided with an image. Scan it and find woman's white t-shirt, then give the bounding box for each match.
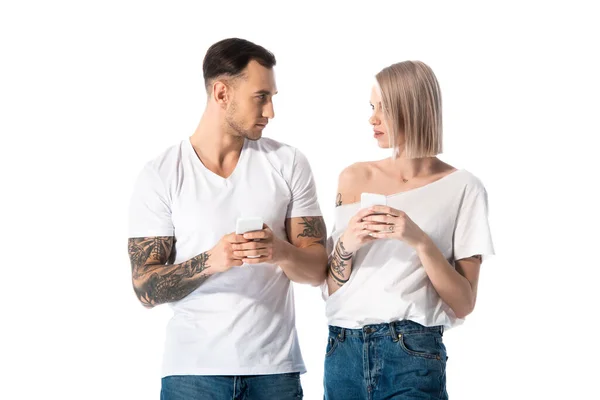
[323,169,495,330]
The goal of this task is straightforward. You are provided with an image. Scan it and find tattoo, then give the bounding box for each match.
[327,239,353,287]
[128,237,211,307]
[297,217,326,247]
[335,193,342,207]
[336,240,352,258]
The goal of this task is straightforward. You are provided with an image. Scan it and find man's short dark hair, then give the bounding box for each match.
[203,38,276,91]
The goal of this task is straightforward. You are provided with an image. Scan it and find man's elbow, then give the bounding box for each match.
[139,299,155,309]
[308,259,328,286]
[308,274,326,287]
[132,283,155,309]
[311,268,328,287]
[298,251,327,286]
[290,273,325,287]
[288,266,326,286]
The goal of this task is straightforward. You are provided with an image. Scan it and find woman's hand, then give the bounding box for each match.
[339,207,381,254]
[362,205,429,249]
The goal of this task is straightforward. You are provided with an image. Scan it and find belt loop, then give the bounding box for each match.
[338,328,346,342]
[440,326,444,335]
[389,321,399,342]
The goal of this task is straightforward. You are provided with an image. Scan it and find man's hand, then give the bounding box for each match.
[209,232,252,272]
[231,224,286,265]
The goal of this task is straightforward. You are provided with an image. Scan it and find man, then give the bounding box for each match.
[127,38,327,399]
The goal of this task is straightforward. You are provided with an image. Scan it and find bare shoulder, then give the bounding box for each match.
[336,162,375,206]
[339,162,372,185]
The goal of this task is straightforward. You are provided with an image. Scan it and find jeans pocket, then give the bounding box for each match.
[274,372,303,399]
[325,335,339,357]
[398,332,444,361]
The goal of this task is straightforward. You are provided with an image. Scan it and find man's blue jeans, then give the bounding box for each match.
[161,372,303,399]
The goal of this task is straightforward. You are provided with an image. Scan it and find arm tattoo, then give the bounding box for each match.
[297,217,327,247]
[128,237,211,307]
[327,239,353,287]
[335,193,342,207]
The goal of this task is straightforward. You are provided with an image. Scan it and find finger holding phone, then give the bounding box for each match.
[232,217,282,264]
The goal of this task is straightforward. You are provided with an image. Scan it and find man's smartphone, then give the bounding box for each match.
[235,217,264,235]
[235,217,264,258]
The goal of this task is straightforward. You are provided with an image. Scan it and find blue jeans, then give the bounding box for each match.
[161,373,303,399]
[324,320,448,400]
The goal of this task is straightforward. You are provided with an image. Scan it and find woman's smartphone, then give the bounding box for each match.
[360,193,387,209]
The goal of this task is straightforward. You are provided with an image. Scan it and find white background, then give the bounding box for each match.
[1,1,599,399]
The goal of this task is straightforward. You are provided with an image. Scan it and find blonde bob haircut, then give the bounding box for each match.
[375,61,443,159]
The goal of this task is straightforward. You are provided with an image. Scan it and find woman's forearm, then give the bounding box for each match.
[416,236,475,318]
[327,237,354,295]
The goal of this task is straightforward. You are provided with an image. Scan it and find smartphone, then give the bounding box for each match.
[360,192,387,209]
[235,217,264,235]
[236,217,264,259]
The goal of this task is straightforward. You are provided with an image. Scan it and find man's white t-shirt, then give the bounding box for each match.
[322,169,494,330]
[128,137,322,377]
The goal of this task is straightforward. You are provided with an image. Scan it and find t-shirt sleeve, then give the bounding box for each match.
[453,185,495,261]
[128,164,174,238]
[286,149,322,218]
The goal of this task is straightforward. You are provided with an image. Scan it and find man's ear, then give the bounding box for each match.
[212,80,230,107]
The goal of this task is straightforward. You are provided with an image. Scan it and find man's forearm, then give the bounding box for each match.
[326,238,354,295]
[277,241,328,286]
[128,237,216,308]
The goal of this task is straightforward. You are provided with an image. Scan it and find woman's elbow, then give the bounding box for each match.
[454,299,476,319]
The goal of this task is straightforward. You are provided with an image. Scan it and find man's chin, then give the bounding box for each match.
[245,127,265,141]
[243,132,262,141]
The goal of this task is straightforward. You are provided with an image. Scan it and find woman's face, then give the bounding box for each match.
[369,85,392,149]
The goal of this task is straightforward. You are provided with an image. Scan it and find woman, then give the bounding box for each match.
[323,61,494,400]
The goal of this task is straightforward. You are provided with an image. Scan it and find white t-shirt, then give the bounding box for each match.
[128,137,322,377]
[322,169,494,330]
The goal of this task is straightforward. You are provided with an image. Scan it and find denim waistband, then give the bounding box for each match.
[328,320,443,342]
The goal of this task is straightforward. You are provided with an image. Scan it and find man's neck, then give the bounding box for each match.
[191,112,244,160]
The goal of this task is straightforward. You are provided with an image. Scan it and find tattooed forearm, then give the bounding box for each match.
[135,254,210,307]
[128,237,212,308]
[331,241,351,275]
[327,239,353,286]
[328,257,349,286]
[335,193,342,207]
[297,217,327,247]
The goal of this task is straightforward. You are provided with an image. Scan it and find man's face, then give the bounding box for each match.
[225,60,277,140]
